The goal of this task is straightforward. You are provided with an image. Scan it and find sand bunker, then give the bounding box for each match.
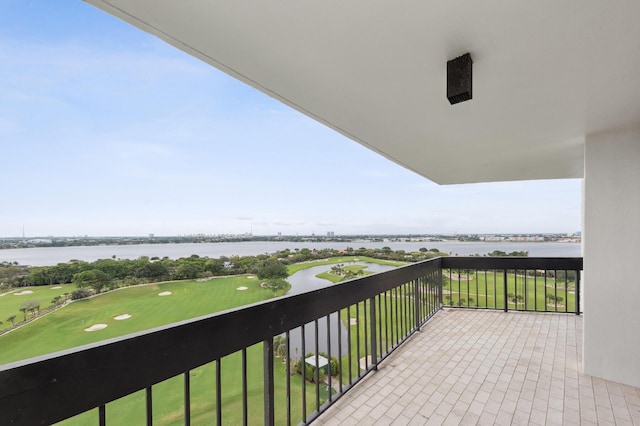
[114,314,132,320]
[247,275,256,279]
[158,291,172,296]
[349,318,358,326]
[85,324,107,332]
[14,290,34,296]
[51,286,62,290]
[236,286,248,291]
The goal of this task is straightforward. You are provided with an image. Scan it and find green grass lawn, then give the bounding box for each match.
[315,264,373,283]
[443,270,577,312]
[0,269,346,425]
[286,256,405,275]
[0,276,271,365]
[0,284,77,332]
[64,343,324,425]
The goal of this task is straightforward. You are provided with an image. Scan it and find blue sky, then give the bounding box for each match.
[0,1,582,237]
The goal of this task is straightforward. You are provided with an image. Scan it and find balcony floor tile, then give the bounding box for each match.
[315,309,640,425]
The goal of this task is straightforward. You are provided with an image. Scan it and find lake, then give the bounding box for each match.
[285,262,397,361]
[0,240,581,266]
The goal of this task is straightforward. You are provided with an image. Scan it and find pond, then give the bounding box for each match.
[284,262,397,361]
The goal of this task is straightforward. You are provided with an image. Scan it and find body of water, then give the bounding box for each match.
[285,262,397,361]
[0,241,581,266]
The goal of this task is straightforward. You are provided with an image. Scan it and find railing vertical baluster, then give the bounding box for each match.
[514,271,518,311]
[438,267,442,310]
[457,270,461,306]
[242,348,248,426]
[403,283,408,336]
[524,269,528,311]
[346,309,352,385]
[426,275,430,316]
[383,291,389,353]
[146,386,153,426]
[394,286,399,346]
[414,278,420,331]
[355,303,361,375]
[326,315,332,401]
[503,269,508,312]
[263,337,275,426]
[377,295,383,357]
[553,271,557,310]
[285,331,291,426]
[216,359,222,426]
[369,297,377,370]
[99,405,105,426]
[363,301,369,370]
[301,325,306,421]
[184,371,191,426]
[314,320,320,411]
[398,284,403,338]
[575,269,581,314]
[564,270,569,313]
[484,269,488,309]
[427,276,431,317]
[532,270,536,310]
[337,309,343,394]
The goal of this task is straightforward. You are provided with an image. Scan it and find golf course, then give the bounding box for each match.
[0,257,407,425]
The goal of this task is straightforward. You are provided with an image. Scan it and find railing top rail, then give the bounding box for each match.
[0,258,442,425]
[442,256,583,270]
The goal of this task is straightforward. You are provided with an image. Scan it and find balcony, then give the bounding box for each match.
[316,310,640,425]
[4,256,635,425]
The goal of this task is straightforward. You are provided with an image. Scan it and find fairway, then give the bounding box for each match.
[443,270,578,312]
[0,284,77,333]
[0,276,270,365]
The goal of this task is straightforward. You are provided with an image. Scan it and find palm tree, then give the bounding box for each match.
[273,336,287,361]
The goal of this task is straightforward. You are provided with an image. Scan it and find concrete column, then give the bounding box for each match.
[583,126,640,388]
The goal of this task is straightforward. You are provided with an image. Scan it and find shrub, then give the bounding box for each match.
[70,288,93,300]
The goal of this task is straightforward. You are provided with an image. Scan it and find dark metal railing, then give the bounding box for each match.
[0,258,441,425]
[0,256,582,425]
[441,257,582,314]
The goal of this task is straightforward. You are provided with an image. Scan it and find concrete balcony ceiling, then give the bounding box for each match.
[85,1,640,184]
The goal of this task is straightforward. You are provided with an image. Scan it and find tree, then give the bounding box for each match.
[71,288,92,300]
[173,263,201,280]
[256,261,289,280]
[20,300,40,319]
[273,336,287,360]
[72,269,111,292]
[263,278,289,296]
[7,315,16,326]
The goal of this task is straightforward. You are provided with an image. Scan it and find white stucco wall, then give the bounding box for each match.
[583,126,640,388]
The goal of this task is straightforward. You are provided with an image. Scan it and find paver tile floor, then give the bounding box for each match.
[315,309,640,425]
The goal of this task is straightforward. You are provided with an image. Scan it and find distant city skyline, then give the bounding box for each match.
[0,1,582,238]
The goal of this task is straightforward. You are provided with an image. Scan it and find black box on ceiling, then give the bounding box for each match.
[447,53,473,105]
